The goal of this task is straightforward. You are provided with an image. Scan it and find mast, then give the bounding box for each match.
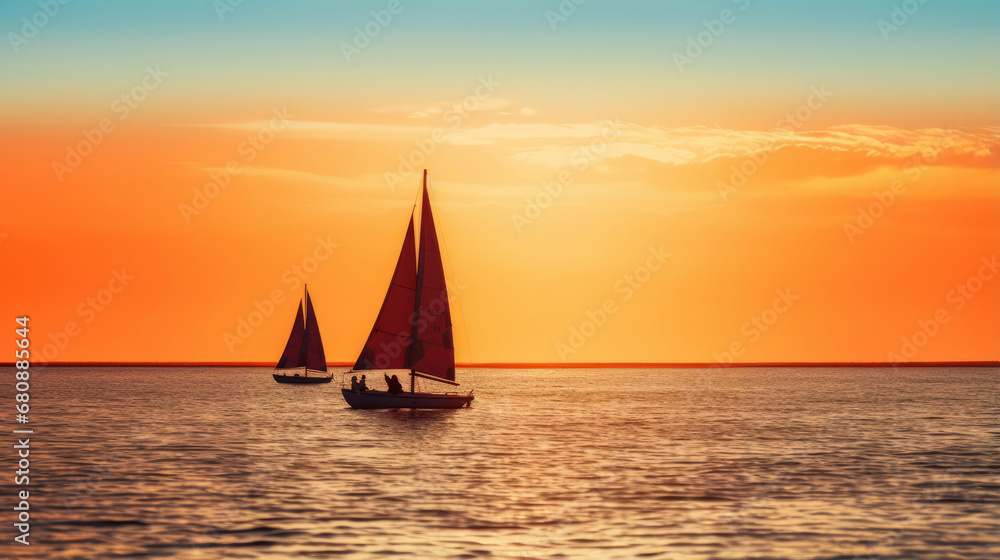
[407,169,457,384]
[408,169,428,392]
[299,285,310,375]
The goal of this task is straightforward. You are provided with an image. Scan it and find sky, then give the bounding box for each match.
[1,0,998,364]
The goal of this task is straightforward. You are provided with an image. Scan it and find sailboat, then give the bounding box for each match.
[272,285,333,384]
[342,170,474,409]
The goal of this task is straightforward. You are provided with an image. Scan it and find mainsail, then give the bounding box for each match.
[276,287,328,372]
[354,170,456,383]
[276,300,305,369]
[407,174,456,381]
[354,215,418,370]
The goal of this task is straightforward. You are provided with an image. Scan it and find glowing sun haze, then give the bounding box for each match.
[1,0,997,364]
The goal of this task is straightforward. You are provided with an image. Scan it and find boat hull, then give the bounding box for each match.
[273,373,333,384]
[341,388,473,409]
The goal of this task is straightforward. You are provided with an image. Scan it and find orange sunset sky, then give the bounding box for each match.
[1,1,998,364]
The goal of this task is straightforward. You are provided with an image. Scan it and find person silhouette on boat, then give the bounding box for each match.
[350,375,359,391]
[385,373,404,395]
[358,374,368,392]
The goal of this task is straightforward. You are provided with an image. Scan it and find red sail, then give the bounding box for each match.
[407,172,456,381]
[304,289,328,372]
[275,299,305,369]
[353,214,418,371]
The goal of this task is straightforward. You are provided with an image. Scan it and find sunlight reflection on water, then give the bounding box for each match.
[5,366,998,559]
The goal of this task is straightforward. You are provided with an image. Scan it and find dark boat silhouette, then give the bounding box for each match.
[272,285,333,384]
[342,170,474,408]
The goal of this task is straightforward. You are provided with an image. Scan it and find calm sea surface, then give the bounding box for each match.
[2,366,998,559]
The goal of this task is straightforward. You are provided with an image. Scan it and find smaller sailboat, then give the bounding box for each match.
[273,285,333,384]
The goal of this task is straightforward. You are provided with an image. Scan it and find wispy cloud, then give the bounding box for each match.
[182,118,999,180]
[443,122,999,173]
[371,98,513,119]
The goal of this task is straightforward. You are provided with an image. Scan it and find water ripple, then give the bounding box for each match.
[1,365,997,559]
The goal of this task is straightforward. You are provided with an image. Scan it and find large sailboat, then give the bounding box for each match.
[342,170,474,409]
[273,285,333,384]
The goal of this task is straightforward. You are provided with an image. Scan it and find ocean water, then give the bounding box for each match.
[3,366,998,559]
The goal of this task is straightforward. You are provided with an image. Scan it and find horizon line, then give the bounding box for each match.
[6,361,999,368]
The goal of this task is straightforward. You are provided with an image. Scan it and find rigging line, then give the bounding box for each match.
[412,338,451,349]
[423,172,475,364]
[410,176,420,245]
